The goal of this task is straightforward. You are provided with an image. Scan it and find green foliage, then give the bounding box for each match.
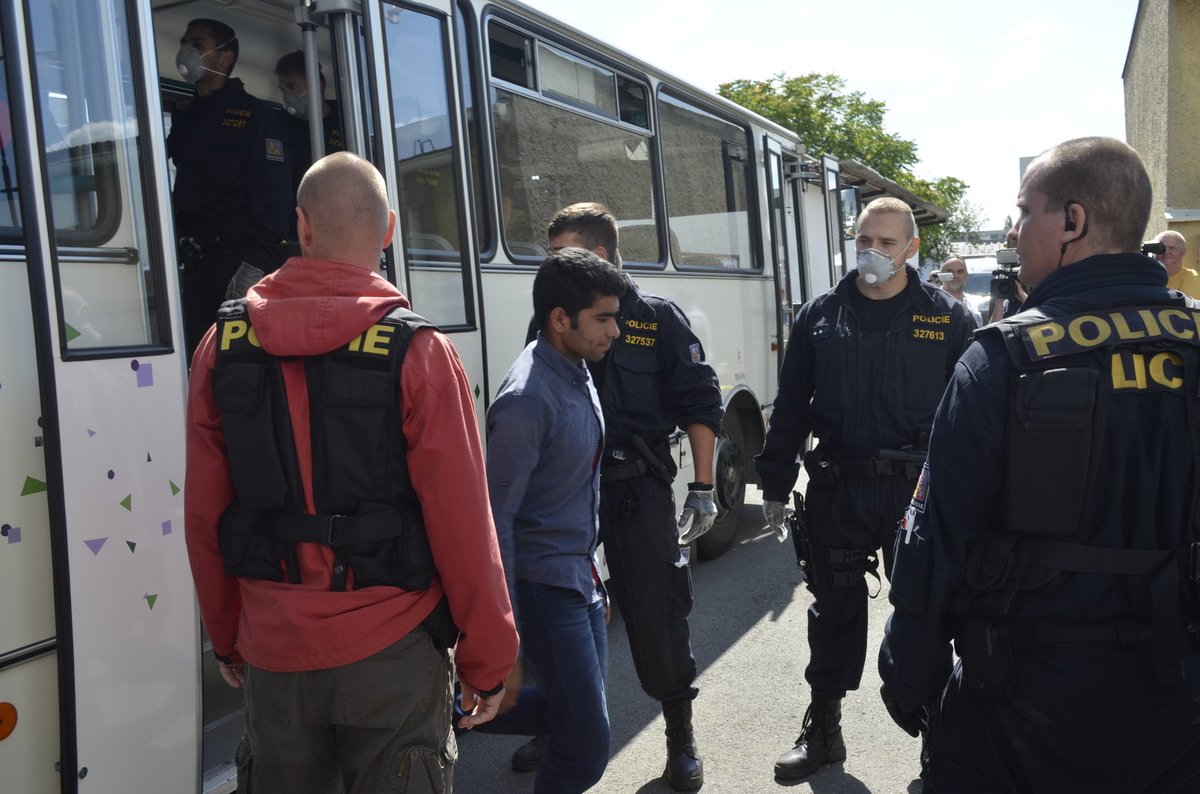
[718,73,978,262]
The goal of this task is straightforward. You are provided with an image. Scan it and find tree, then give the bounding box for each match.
[718,73,974,262]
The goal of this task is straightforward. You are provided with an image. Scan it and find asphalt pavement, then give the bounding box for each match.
[453,481,926,793]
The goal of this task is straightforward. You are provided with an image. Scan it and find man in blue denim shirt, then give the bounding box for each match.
[474,248,626,793]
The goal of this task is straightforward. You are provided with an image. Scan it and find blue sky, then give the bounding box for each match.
[523,0,1140,229]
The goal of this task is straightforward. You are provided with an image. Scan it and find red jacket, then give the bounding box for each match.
[184,257,517,692]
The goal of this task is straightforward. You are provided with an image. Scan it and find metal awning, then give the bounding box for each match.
[838,159,948,227]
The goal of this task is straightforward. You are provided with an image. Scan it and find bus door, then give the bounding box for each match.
[764,136,799,376]
[0,1,198,793]
[362,0,488,424]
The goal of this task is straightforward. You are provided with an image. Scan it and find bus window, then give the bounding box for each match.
[28,0,167,350]
[382,3,473,328]
[486,23,658,264]
[658,90,759,271]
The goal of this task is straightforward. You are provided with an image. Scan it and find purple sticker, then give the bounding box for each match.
[4,525,19,544]
[87,429,97,437]
[130,359,140,371]
[107,470,115,480]
[136,362,154,388]
[84,537,107,555]
[161,520,172,536]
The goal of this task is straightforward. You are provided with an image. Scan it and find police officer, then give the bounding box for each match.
[757,197,972,781]
[511,202,722,790]
[168,18,291,359]
[880,137,1200,791]
[274,50,344,244]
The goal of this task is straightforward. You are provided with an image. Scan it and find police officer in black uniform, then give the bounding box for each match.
[168,18,291,359]
[512,203,722,790]
[880,137,1200,792]
[756,197,972,782]
[274,50,344,244]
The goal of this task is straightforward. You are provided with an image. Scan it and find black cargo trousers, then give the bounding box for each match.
[802,469,916,695]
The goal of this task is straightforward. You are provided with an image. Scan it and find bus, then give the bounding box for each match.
[0,0,865,791]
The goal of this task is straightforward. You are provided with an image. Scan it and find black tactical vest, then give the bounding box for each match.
[210,300,437,592]
[967,298,1200,681]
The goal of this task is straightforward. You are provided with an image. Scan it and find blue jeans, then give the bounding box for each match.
[471,580,610,794]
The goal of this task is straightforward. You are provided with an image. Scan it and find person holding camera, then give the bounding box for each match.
[1151,230,1200,298]
[880,137,1200,791]
[756,197,972,782]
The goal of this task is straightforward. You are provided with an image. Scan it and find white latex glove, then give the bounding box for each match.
[677,488,717,545]
[763,499,789,543]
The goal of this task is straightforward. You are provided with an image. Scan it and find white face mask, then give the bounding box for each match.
[280,88,309,119]
[856,240,909,286]
[175,40,230,84]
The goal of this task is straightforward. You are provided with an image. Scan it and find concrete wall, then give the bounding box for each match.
[1125,0,1200,270]
[1124,0,1170,240]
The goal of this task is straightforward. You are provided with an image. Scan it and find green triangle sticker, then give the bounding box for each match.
[126,541,137,553]
[144,594,157,610]
[21,476,48,496]
[65,324,81,342]
[120,494,132,511]
[169,480,181,496]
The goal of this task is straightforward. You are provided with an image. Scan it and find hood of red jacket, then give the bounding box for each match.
[243,257,411,357]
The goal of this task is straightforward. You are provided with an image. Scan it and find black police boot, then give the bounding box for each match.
[663,698,704,790]
[510,734,547,773]
[774,693,846,781]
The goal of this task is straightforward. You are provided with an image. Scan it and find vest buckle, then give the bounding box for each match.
[322,514,345,547]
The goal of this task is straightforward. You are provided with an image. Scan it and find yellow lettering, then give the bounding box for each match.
[1111,351,1147,390]
[347,334,363,352]
[219,320,247,351]
[1159,309,1194,340]
[1110,312,1146,341]
[362,324,394,355]
[626,320,659,331]
[1027,322,1066,358]
[1149,351,1184,390]
[1137,309,1162,337]
[912,314,950,325]
[1067,315,1111,348]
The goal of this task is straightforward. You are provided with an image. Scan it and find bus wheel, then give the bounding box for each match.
[698,413,745,560]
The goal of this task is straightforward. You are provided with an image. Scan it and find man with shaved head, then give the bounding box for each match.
[938,257,982,327]
[881,137,1200,790]
[1152,229,1199,298]
[185,152,519,792]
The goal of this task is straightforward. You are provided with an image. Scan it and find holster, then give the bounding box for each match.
[788,491,812,574]
[956,616,1015,698]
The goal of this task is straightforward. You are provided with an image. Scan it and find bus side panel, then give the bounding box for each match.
[54,359,199,793]
[0,262,60,792]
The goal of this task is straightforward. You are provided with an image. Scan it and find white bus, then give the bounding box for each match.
[0,0,862,791]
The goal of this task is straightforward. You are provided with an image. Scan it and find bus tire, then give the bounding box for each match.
[697,412,746,560]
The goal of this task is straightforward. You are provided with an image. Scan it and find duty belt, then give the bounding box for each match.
[1005,617,1154,649]
[834,457,921,478]
[601,458,648,483]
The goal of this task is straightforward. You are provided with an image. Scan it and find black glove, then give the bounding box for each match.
[880,684,931,738]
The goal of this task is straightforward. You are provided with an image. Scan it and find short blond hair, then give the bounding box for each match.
[859,197,916,239]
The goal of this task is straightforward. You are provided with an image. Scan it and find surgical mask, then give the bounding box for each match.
[856,241,909,286]
[280,89,309,119]
[175,41,229,84]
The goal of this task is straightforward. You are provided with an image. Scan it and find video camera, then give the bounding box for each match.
[990,247,1020,302]
[1142,240,1166,256]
